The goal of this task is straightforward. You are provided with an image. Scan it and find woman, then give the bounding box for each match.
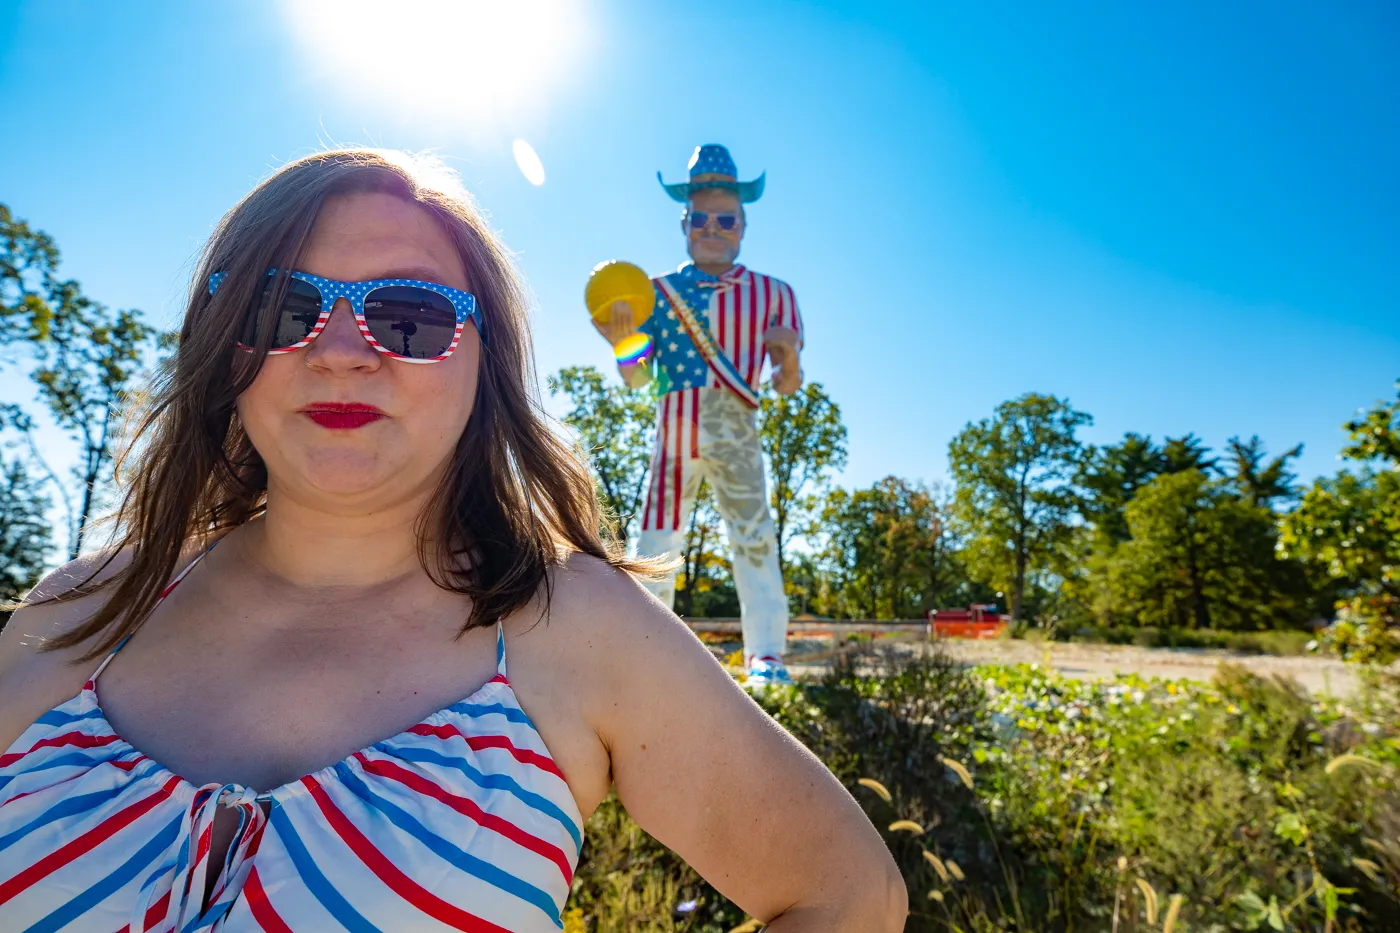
[0,150,906,932]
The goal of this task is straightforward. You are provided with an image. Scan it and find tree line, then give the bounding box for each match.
[0,204,167,607]
[550,365,1400,656]
[2,204,1394,660]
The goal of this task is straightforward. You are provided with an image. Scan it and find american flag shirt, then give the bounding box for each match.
[637,262,803,532]
[639,262,803,397]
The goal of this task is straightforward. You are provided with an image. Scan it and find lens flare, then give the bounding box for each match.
[512,139,546,186]
[613,332,652,366]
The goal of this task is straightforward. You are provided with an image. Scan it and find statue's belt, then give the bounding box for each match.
[653,277,761,410]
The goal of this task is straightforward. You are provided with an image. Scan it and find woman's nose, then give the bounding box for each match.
[304,299,380,370]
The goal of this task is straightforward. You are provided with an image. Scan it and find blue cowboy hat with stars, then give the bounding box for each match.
[658,144,766,203]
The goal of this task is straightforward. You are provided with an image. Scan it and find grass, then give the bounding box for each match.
[569,647,1400,931]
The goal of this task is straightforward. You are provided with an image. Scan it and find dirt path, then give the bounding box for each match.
[929,639,1362,697]
[742,636,1366,697]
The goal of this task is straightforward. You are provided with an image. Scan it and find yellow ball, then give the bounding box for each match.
[585,260,654,327]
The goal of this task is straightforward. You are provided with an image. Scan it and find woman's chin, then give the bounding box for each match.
[290,451,418,500]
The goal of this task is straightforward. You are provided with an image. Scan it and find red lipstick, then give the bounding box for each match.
[301,402,386,430]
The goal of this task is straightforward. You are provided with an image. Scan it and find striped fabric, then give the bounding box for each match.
[0,552,583,932]
[639,263,802,533]
[642,263,803,396]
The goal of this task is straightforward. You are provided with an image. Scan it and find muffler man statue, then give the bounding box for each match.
[591,144,804,686]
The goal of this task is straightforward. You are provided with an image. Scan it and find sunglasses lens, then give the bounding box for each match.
[689,211,708,229]
[716,214,737,231]
[362,286,460,359]
[243,276,323,349]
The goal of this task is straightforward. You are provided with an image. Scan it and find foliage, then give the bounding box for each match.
[1225,434,1303,510]
[548,365,656,546]
[948,393,1091,624]
[1104,469,1312,630]
[814,477,959,619]
[675,480,738,618]
[1077,433,1173,545]
[0,454,51,609]
[0,202,165,558]
[1281,381,1400,661]
[572,650,1400,931]
[758,381,847,574]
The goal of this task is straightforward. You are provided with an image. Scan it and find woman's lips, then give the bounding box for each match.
[301,403,386,430]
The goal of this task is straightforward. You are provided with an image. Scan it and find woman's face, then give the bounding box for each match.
[236,191,481,512]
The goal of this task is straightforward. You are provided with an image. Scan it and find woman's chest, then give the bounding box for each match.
[95,614,501,792]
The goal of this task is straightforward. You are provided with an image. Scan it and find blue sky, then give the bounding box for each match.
[2,0,1397,506]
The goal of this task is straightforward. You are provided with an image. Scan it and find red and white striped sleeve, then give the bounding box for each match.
[764,277,804,349]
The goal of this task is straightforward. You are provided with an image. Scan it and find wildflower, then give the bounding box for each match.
[675,899,698,913]
[857,777,892,803]
[1135,878,1159,923]
[928,889,944,902]
[946,859,965,881]
[923,850,950,882]
[888,820,924,835]
[1353,858,1383,882]
[1325,753,1380,775]
[1162,894,1185,933]
[939,756,974,790]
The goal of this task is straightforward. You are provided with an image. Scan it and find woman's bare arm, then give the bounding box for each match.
[551,557,908,930]
[0,549,132,752]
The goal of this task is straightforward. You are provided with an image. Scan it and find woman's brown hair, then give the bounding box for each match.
[43,148,641,661]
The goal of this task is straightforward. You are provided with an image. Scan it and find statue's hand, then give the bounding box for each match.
[765,325,803,395]
[592,299,637,346]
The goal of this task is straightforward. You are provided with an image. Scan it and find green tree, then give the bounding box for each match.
[1162,432,1218,474]
[948,393,1091,624]
[547,365,656,546]
[1108,469,1309,630]
[759,381,847,575]
[2,203,165,557]
[1280,380,1400,658]
[675,480,737,617]
[1078,432,1170,543]
[1225,434,1303,509]
[816,476,948,619]
[0,455,52,611]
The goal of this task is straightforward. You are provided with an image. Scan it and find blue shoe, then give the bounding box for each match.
[745,655,794,689]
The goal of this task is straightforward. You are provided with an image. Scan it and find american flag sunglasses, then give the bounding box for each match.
[686,211,740,232]
[208,269,480,363]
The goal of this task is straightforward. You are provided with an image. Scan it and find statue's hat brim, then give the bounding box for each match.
[657,171,766,204]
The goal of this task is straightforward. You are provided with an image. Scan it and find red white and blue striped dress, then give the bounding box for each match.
[0,551,584,932]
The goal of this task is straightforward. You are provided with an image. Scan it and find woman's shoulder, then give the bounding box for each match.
[510,550,716,701]
[1,548,134,658]
[542,550,683,642]
[0,548,134,750]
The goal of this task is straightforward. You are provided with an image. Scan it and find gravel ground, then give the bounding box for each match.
[930,638,1362,697]
[707,635,1368,697]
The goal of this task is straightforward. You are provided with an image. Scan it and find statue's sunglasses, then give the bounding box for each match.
[686,211,741,232]
[208,269,480,363]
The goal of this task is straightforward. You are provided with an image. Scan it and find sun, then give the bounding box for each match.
[281,0,587,131]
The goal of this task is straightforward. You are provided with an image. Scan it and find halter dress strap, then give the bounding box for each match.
[494,621,510,681]
[87,543,216,685]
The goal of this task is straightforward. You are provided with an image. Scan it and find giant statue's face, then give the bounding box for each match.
[683,187,745,267]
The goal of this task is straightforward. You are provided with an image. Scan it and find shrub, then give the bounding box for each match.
[569,647,1400,931]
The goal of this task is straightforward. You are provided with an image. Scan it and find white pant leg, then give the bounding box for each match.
[698,391,789,661]
[635,460,704,611]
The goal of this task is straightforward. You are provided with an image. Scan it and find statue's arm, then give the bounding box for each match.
[764,281,804,396]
